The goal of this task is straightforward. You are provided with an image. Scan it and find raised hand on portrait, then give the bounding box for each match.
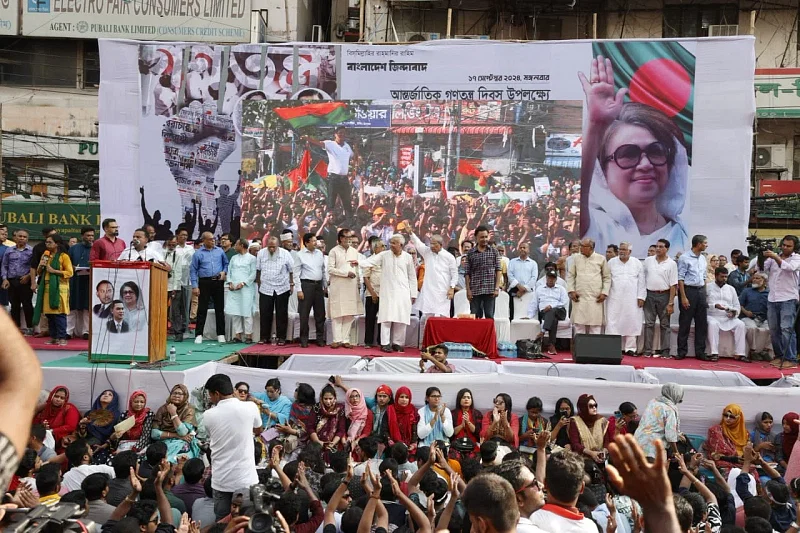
[578,55,628,128]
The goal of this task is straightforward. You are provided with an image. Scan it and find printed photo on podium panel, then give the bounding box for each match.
[91,266,151,362]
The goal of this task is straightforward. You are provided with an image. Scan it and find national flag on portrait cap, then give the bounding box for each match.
[592,41,695,154]
[274,102,353,129]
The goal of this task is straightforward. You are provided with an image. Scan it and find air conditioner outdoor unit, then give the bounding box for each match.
[454,35,490,39]
[755,144,787,169]
[405,32,441,42]
[708,24,738,36]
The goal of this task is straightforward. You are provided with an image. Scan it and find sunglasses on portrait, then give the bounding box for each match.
[604,142,669,170]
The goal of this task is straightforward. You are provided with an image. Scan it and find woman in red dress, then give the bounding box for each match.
[33,386,80,452]
[451,388,482,453]
[387,386,419,455]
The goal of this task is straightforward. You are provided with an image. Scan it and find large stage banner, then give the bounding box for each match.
[100,38,754,261]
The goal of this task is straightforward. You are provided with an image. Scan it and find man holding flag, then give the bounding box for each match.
[302,126,359,222]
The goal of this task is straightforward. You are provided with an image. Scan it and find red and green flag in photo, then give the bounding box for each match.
[456,159,493,194]
[285,149,312,193]
[592,41,695,157]
[273,102,353,129]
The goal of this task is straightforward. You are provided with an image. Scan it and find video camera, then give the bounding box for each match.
[2,504,96,533]
[747,234,778,268]
[245,480,284,533]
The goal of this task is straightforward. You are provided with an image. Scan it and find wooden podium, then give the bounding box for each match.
[89,261,169,363]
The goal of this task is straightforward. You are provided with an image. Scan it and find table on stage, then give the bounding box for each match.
[422,317,499,358]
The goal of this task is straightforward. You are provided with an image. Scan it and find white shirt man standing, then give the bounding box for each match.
[255,237,294,345]
[642,238,678,357]
[508,243,539,320]
[327,228,362,348]
[303,127,357,221]
[408,230,457,323]
[567,238,611,334]
[359,234,418,352]
[605,242,646,356]
[117,229,166,263]
[164,228,195,341]
[758,235,800,367]
[202,373,262,521]
[706,267,747,361]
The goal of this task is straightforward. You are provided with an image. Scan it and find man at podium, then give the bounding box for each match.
[117,229,166,263]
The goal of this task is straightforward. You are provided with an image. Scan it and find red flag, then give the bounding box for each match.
[457,159,482,178]
[313,159,328,178]
[440,177,447,200]
[287,149,312,193]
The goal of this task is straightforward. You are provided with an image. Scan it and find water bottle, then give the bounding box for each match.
[169,346,177,363]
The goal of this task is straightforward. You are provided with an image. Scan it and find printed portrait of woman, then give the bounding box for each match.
[579,52,692,256]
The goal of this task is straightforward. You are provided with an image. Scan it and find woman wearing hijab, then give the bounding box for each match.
[703,404,750,469]
[480,393,520,448]
[77,390,121,464]
[251,378,292,429]
[151,384,200,462]
[750,412,777,466]
[549,397,575,449]
[108,390,154,457]
[368,384,392,444]
[387,386,418,453]
[569,394,616,464]
[344,388,372,450]
[417,387,454,447]
[33,386,80,452]
[633,383,684,460]
[451,388,482,450]
[775,412,799,473]
[311,384,346,460]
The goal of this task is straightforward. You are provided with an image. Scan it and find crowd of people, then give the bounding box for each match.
[11,373,800,533]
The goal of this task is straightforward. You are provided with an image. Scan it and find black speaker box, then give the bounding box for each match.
[573,334,623,365]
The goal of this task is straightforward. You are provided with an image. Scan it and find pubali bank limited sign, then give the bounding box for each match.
[755,68,800,118]
[21,0,250,41]
[0,201,100,237]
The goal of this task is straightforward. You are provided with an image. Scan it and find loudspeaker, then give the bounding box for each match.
[573,334,623,365]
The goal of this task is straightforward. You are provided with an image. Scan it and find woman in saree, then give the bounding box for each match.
[703,403,750,470]
[151,384,200,462]
[77,389,121,464]
[107,390,154,458]
[33,386,80,452]
[311,384,346,460]
[277,382,316,459]
[344,388,372,450]
[387,386,418,455]
[519,396,551,449]
[417,386,453,447]
[480,393,520,448]
[451,388,482,453]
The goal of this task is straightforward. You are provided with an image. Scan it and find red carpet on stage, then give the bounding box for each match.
[27,336,89,351]
[238,343,800,381]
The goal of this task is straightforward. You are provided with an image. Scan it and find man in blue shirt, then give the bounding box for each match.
[677,234,710,361]
[740,272,770,360]
[190,232,229,344]
[507,243,538,320]
[726,255,751,296]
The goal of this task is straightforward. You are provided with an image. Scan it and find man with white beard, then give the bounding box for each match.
[407,229,457,332]
[604,242,646,356]
[359,234,417,353]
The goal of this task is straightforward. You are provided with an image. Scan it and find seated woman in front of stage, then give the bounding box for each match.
[76,389,121,464]
[549,397,575,450]
[481,393,519,448]
[451,388,482,453]
[106,390,154,458]
[519,396,551,449]
[703,403,750,470]
[343,388,372,451]
[151,384,200,463]
[417,387,453,447]
[276,382,316,460]
[569,394,615,465]
[250,378,292,429]
[332,376,391,445]
[311,384,346,461]
[388,386,418,454]
[33,386,80,453]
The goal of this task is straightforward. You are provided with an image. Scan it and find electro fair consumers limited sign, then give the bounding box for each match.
[22,0,250,41]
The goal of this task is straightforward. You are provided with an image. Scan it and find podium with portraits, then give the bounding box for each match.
[88,260,168,363]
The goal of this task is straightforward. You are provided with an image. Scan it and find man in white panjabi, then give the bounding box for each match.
[706,266,747,361]
[327,228,363,348]
[407,230,457,332]
[604,242,646,356]
[567,238,611,334]
[359,234,418,353]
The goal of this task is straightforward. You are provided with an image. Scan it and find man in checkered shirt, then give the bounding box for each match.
[464,225,503,319]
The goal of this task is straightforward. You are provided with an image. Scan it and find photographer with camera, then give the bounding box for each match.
[203,374,263,521]
[757,235,800,367]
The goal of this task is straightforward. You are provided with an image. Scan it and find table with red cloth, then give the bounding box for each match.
[422,317,498,359]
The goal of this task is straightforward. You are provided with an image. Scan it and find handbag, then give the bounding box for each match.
[515,338,548,360]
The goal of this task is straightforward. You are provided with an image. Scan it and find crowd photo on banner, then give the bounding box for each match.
[0,34,783,533]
